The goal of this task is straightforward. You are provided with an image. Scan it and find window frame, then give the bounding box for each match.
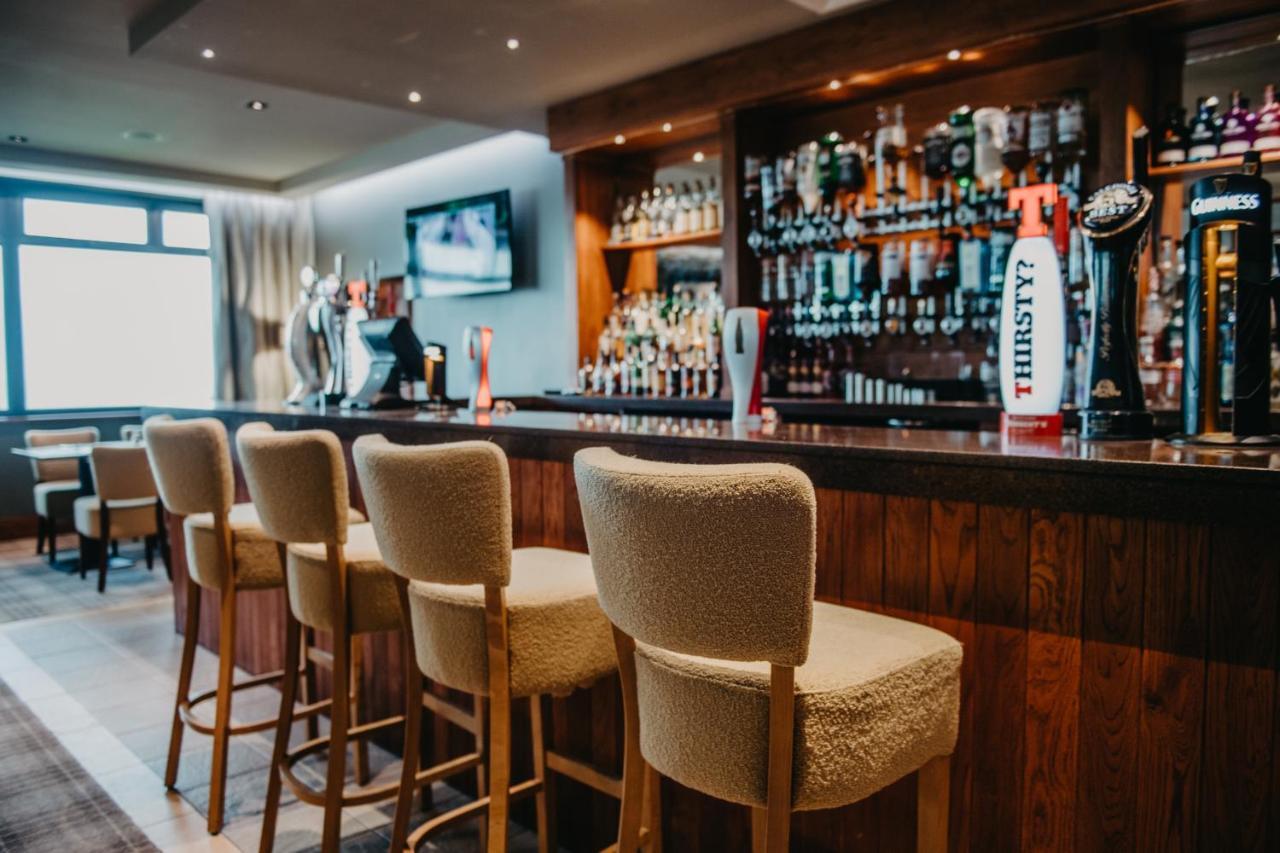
[0,178,209,414]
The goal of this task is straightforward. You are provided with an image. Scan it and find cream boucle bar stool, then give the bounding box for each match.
[26,425,99,561]
[73,444,167,592]
[236,423,405,853]
[145,416,332,834]
[574,447,963,853]
[352,435,635,853]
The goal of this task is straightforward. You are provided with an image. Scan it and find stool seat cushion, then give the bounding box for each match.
[73,495,158,540]
[407,547,615,699]
[635,601,961,811]
[287,522,398,634]
[184,503,286,591]
[34,480,81,516]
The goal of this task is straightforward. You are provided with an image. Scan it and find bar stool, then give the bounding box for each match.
[574,447,962,853]
[25,425,99,561]
[236,423,405,853]
[144,416,342,834]
[352,435,639,853]
[73,444,167,592]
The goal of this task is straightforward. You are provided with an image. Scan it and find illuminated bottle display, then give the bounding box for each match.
[1155,105,1189,164]
[1253,84,1280,150]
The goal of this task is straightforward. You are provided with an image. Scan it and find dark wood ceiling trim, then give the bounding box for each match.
[546,0,1188,154]
[128,0,208,55]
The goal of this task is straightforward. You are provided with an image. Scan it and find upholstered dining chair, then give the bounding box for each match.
[72,444,167,592]
[352,435,645,853]
[236,423,405,853]
[574,447,962,853]
[145,416,348,835]
[25,425,99,562]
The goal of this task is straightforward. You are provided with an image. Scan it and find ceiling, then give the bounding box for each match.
[0,0,836,192]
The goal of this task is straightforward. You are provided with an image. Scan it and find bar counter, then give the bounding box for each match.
[145,402,1280,852]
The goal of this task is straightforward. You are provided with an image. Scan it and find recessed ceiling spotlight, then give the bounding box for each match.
[661,122,673,133]
[828,79,842,90]
[201,48,216,59]
[122,129,164,142]
[506,37,520,50]
[246,100,268,111]
[8,134,28,144]
[614,134,626,145]
[693,151,705,163]
[946,49,962,61]
[408,90,422,103]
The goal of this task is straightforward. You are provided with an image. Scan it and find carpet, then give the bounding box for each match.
[0,677,157,851]
[0,537,169,624]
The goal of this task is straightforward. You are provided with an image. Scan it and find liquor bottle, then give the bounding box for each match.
[1002,105,1031,178]
[609,196,626,243]
[1218,90,1254,156]
[1255,84,1280,150]
[948,106,976,189]
[973,107,1006,192]
[1056,90,1088,190]
[1155,105,1189,164]
[704,176,722,231]
[1186,96,1220,162]
[922,122,951,184]
[1028,100,1056,181]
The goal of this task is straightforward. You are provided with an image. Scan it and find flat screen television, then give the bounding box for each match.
[404,190,513,298]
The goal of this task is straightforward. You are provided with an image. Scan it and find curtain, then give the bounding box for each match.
[206,191,314,402]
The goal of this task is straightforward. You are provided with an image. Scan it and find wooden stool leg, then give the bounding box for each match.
[156,504,173,580]
[390,578,420,853]
[206,580,238,834]
[321,545,351,852]
[351,636,371,785]
[764,664,795,853]
[613,627,645,853]
[474,695,488,851]
[644,763,662,853]
[916,755,950,853]
[751,808,767,853]
[164,579,201,788]
[303,627,320,740]
[483,588,511,853]
[260,597,302,853]
[530,695,551,853]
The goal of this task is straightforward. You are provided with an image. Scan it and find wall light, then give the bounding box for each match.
[946,49,962,61]
[828,79,842,90]
[506,38,520,50]
[201,48,216,59]
[408,91,422,103]
[246,100,268,111]
[614,134,626,145]
[662,122,673,133]
[693,151,705,163]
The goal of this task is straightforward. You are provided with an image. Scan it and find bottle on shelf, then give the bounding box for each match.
[1255,84,1280,151]
[1187,96,1221,162]
[1002,104,1031,180]
[1218,89,1255,157]
[1155,105,1190,164]
[1028,99,1056,181]
[948,106,976,190]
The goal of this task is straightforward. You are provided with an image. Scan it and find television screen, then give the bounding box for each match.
[405,190,513,298]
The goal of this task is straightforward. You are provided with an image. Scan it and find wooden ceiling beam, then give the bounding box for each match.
[546,0,1192,154]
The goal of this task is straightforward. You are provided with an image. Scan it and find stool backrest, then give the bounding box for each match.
[352,435,512,587]
[143,417,234,517]
[574,446,817,668]
[236,422,351,545]
[90,445,158,502]
[24,426,100,483]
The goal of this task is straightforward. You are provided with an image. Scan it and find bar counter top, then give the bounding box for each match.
[147,401,1280,523]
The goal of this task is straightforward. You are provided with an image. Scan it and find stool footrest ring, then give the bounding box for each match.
[404,777,542,852]
[279,714,407,808]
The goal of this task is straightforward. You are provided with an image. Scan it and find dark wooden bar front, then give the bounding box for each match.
[146,403,1280,853]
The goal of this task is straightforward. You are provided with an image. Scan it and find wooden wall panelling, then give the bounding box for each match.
[841,491,885,610]
[1200,521,1278,852]
[569,155,621,363]
[1077,516,1144,853]
[1023,510,1083,853]
[1136,519,1206,853]
[928,500,977,853]
[883,495,930,617]
[815,487,844,602]
[972,504,1030,853]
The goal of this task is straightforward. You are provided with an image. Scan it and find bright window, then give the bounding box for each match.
[162,210,211,250]
[23,198,148,244]
[19,245,214,409]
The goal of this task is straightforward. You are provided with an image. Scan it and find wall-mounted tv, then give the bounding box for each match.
[405,189,513,298]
